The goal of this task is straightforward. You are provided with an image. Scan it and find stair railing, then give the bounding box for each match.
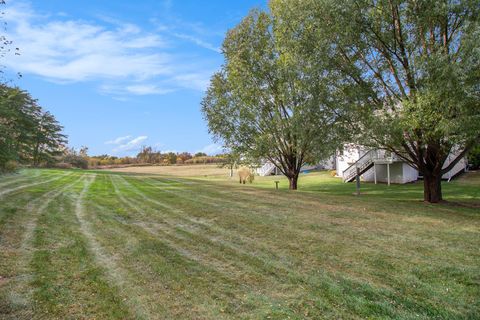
[342,150,377,182]
[258,162,276,176]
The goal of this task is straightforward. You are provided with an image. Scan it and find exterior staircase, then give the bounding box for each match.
[342,150,377,182]
[257,162,277,176]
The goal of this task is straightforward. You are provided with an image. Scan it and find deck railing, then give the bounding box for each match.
[342,150,377,182]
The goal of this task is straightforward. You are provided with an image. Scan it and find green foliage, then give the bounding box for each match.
[31,111,68,166]
[271,0,480,200]
[194,152,207,157]
[61,148,88,169]
[468,145,480,169]
[1,160,17,173]
[135,146,178,165]
[165,152,177,165]
[0,84,66,170]
[130,147,224,166]
[184,156,225,165]
[202,9,350,189]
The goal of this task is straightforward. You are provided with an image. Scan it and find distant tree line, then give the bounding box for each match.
[0,84,67,172]
[84,146,226,168]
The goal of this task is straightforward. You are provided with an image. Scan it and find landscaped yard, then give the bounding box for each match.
[0,168,479,319]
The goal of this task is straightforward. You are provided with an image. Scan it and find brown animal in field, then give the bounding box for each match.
[238,166,254,184]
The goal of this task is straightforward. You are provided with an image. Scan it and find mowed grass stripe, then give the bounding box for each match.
[0,169,63,193]
[122,175,378,275]
[0,172,84,233]
[26,173,134,319]
[0,170,73,198]
[73,174,162,320]
[117,175,304,275]
[136,174,480,272]
[110,175,288,286]
[1,169,478,319]
[0,170,42,189]
[0,172,86,318]
[1,174,87,319]
[89,174,235,319]
[122,176,448,318]
[110,175,279,271]
[105,175,432,318]
[113,173,479,318]
[84,195,280,316]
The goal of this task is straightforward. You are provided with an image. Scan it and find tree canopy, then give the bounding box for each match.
[271,0,480,201]
[0,85,66,171]
[202,9,351,189]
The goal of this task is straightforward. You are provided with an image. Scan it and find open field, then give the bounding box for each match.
[0,169,479,319]
[108,164,231,177]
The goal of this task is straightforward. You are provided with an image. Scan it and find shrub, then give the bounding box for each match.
[53,162,73,169]
[63,154,88,169]
[184,156,225,164]
[1,160,18,173]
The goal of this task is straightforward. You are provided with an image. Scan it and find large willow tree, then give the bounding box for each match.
[202,10,350,189]
[273,0,480,202]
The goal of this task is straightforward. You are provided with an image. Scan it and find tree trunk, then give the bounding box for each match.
[288,173,299,190]
[423,173,443,203]
[33,141,40,167]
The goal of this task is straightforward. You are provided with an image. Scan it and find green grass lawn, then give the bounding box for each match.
[0,169,479,319]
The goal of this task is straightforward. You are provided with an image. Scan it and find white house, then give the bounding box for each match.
[255,144,467,183]
[336,145,468,184]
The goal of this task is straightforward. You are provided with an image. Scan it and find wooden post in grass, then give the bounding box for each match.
[355,167,360,195]
[387,163,391,186]
[275,181,279,190]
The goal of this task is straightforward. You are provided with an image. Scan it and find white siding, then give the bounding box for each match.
[335,144,466,184]
[402,164,419,183]
[335,145,368,176]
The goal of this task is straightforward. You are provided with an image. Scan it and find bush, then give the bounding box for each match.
[53,162,73,169]
[62,154,88,169]
[1,160,18,173]
[184,156,225,164]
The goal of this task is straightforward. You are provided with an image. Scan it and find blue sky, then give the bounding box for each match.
[3,0,266,156]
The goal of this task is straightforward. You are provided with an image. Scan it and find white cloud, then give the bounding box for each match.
[99,83,175,97]
[3,2,215,96]
[112,136,148,153]
[173,33,221,53]
[125,84,174,95]
[105,135,132,145]
[4,6,168,82]
[197,143,224,155]
[173,73,211,92]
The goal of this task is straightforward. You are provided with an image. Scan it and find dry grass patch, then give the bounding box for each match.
[107,163,231,177]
